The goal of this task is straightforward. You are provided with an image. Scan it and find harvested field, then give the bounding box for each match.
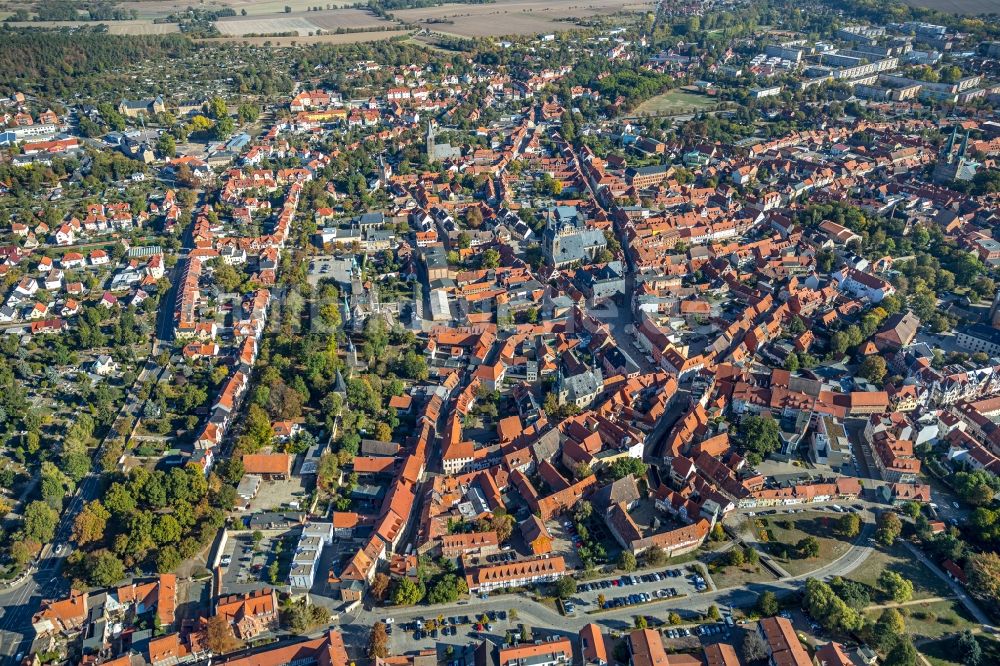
[393,0,654,37]
[120,0,355,19]
[215,8,392,36]
[197,30,410,46]
[3,19,179,33]
[902,0,999,14]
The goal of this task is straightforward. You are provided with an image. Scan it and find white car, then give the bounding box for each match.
[383,618,395,625]
[54,543,64,555]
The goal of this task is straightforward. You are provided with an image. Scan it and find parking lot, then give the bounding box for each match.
[247,476,311,513]
[567,567,703,615]
[219,531,288,593]
[307,255,352,287]
[387,610,518,654]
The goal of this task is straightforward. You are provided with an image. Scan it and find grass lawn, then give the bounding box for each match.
[846,543,952,600]
[634,89,717,117]
[709,562,779,589]
[757,512,853,576]
[921,634,1000,666]
[865,600,975,640]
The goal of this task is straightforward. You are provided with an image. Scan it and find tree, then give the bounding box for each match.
[725,548,745,567]
[428,574,469,604]
[876,512,903,546]
[369,623,390,659]
[644,546,667,567]
[392,578,423,605]
[966,551,1000,602]
[742,631,768,662]
[883,639,917,666]
[735,415,780,465]
[466,207,483,229]
[555,576,577,599]
[668,612,682,625]
[873,607,905,652]
[205,614,243,654]
[878,570,913,603]
[837,513,861,538]
[73,500,110,546]
[803,578,865,633]
[957,630,982,666]
[745,547,759,565]
[859,356,888,385]
[237,103,260,124]
[797,536,820,559]
[371,573,391,601]
[85,550,125,587]
[214,116,235,140]
[633,615,647,629]
[756,591,779,617]
[208,97,228,120]
[23,501,58,543]
[481,248,500,269]
[156,132,176,158]
[618,551,637,572]
[706,604,721,621]
[609,457,647,480]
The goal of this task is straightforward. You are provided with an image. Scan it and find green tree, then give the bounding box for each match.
[237,103,260,124]
[618,551,637,572]
[706,604,721,621]
[837,513,861,538]
[859,355,888,385]
[876,512,903,546]
[85,550,126,586]
[757,591,779,617]
[156,133,176,158]
[797,536,820,558]
[555,576,577,599]
[609,457,647,480]
[735,415,780,465]
[392,578,423,605]
[878,570,913,603]
[883,639,917,666]
[957,630,982,666]
[873,607,905,652]
[208,97,228,120]
[23,501,58,543]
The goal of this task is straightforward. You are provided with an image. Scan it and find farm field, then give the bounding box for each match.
[393,0,654,37]
[2,18,179,33]
[120,0,355,19]
[902,0,1000,14]
[634,89,718,116]
[215,8,392,36]
[197,30,411,46]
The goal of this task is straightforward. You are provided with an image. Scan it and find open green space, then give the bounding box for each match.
[846,543,952,600]
[865,599,975,640]
[633,89,717,117]
[921,634,1000,666]
[757,512,853,576]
